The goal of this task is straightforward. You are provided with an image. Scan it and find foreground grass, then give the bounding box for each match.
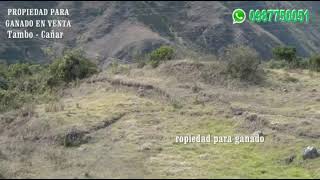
[159,120,320,178]
[1,60,320,178]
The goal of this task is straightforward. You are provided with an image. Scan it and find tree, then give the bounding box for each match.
[148,45,175,68]
[272,46,297,63]
[224,45,263,83]
[49,50,98,83]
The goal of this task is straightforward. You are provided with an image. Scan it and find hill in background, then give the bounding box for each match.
[1,1,320,64]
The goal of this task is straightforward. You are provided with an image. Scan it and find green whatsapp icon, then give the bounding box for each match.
[232,8,246,24]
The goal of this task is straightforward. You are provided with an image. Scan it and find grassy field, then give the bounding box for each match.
[0,59,319,178]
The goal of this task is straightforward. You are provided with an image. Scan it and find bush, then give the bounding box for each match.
[0,50,97,112]
[268,57,309,70]
[272,46,296,63]
[149,59,161,68]
[289,57,309,69]
[7,63,32,78]
[0,90,24,111]
[223,45,263,83]
[309,54,320,72]
[49,51,98,83]
[8,64,50,93]
[148,46,175,68]
[0,62,52,111]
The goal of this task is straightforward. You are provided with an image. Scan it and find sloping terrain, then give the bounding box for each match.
[0,60,319,178]
[1,1,320,63]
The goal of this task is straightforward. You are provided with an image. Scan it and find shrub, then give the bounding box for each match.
[46,76,61,89]
[286,57,309,69]
[7,63,32,78]
[49,51,98,83]
[8,64,50,93]
[223,45,263,83]
[0,50,97,112]
[309,54,320,72]
[148,46,175,68]
[0,90,24,111]
[149,59,161,68]
[268,57,309,70]
[272,46,296,63]
[0,62,52,111]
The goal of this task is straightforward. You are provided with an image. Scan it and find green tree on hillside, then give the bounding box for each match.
[224,45,263,83]
[272,46,297,63]
[49,50,98,83]
[149,45,175,68]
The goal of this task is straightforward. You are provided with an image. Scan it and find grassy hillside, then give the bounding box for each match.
[0,53,320,178]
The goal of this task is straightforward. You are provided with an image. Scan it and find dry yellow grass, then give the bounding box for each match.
[0,59,320,178]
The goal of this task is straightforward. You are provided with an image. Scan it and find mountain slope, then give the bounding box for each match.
[0,60,320,178]
[1,1,320,63]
